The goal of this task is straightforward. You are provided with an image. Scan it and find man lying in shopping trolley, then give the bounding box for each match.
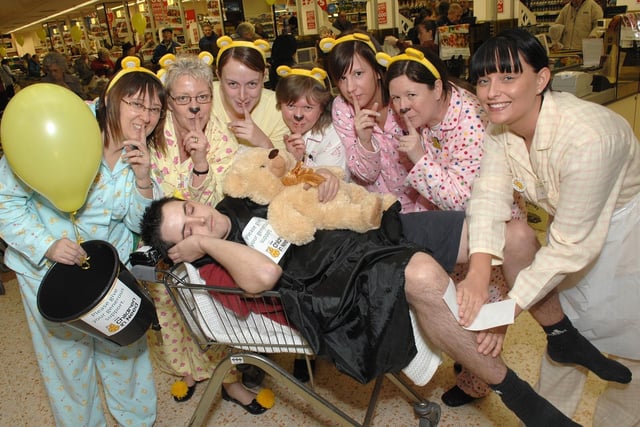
[140,194,610,426]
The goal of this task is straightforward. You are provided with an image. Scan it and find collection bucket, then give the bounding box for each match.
[37,240,157,346]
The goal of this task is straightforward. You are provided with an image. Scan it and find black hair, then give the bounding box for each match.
[140,197,181,262]
[325,30,389,106]
[384,47,453,99]
[469,28,549,86]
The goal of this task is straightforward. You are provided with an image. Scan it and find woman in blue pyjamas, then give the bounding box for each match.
[0,60,167,426]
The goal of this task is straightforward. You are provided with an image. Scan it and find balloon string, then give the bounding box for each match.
[70,211,91,270]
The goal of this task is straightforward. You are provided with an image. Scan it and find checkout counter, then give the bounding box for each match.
[541,13,640,137]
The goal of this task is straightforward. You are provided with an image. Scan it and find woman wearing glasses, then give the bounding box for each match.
[150,53,237,206]
[148,54,268,411]
[0,57,164,426]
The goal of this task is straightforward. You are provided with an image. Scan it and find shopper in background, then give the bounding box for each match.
[332,10,354,34]
[41,51,87,99]
[73,48,95,86]
[467,28,637,425]
[0,58,16,99]
[435,2,451,27]
[0,59,165,427]
[152,28,180,66]
[114,42,136,73]
[212,36,288,150]
[27,53,41,78]
[233,22,257,41]
[416,19,439,55]
[254,23,270,40]
[198,23,219,57]
[266,33,297,90]
[554,0,603,50]
[91,47,115,78]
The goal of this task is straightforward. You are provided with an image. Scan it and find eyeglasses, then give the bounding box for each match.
[121,99,163,116]
[169,94,213,105]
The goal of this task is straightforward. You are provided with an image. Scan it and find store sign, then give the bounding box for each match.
[151,0,168,25]
[378,3,388,25]
[184,9,196,24]
[306,11,316,30]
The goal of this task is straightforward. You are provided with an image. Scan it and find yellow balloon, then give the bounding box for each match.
[132,12,147,35]
[36,28,47,41]
[0,47,6,58]
[0,84,102,212]
[16,35,24,46]
[266,0,276,5]
[70,26,82,42]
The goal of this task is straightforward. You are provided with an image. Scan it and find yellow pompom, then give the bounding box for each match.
[171,380,189,399]
[255,388,276,409]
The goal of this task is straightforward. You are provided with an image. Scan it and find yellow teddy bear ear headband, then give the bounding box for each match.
[375,48,441,80]
[318,32,377,54]
[106,56,160,93]
[156,51,214,84]
[276,65,327,88]
[216,35,270,64]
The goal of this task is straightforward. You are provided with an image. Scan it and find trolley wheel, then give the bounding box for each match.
[414,401,441,427]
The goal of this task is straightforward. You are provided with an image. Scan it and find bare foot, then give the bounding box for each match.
[223,382,256,405]
[183,374,196,387]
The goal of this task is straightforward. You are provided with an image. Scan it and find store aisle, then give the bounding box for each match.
[0,271,602,426]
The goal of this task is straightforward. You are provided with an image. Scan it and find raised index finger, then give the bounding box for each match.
[402,112,419,136]
[243,104,253,122]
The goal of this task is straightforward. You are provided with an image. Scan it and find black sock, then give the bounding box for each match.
[490,369,580,426]
[544,316,631,384]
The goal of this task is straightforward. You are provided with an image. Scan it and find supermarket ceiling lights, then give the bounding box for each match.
[1,0,104,34]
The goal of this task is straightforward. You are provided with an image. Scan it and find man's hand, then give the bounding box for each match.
[167,235,206,263]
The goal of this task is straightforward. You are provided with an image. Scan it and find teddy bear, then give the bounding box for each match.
[222,148,397,245]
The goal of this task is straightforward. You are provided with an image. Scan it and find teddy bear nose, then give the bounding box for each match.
[268,149,279,159]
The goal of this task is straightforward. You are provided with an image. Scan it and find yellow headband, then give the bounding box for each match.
[216,35,270,65]
[318,32,377,54]
[156,51,214,84]
[276,65,327,88]
[375,48,441,80]
[106,56,160,93]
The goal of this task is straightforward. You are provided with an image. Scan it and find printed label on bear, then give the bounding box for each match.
[242,217,291,263]
[79,279,141,336]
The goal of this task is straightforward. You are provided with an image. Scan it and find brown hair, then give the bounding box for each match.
[97,72,167,154]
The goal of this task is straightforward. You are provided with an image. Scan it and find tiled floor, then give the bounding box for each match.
[0,271,602,426]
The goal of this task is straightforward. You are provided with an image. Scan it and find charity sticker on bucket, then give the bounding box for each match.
[79,278,142,336]
[38,240,158,346]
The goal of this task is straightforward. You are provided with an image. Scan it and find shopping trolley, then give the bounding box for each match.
[134,260,441,427]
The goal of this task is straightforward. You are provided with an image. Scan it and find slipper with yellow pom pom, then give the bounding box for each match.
[171,380,196,403]
[221,386,275,415]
